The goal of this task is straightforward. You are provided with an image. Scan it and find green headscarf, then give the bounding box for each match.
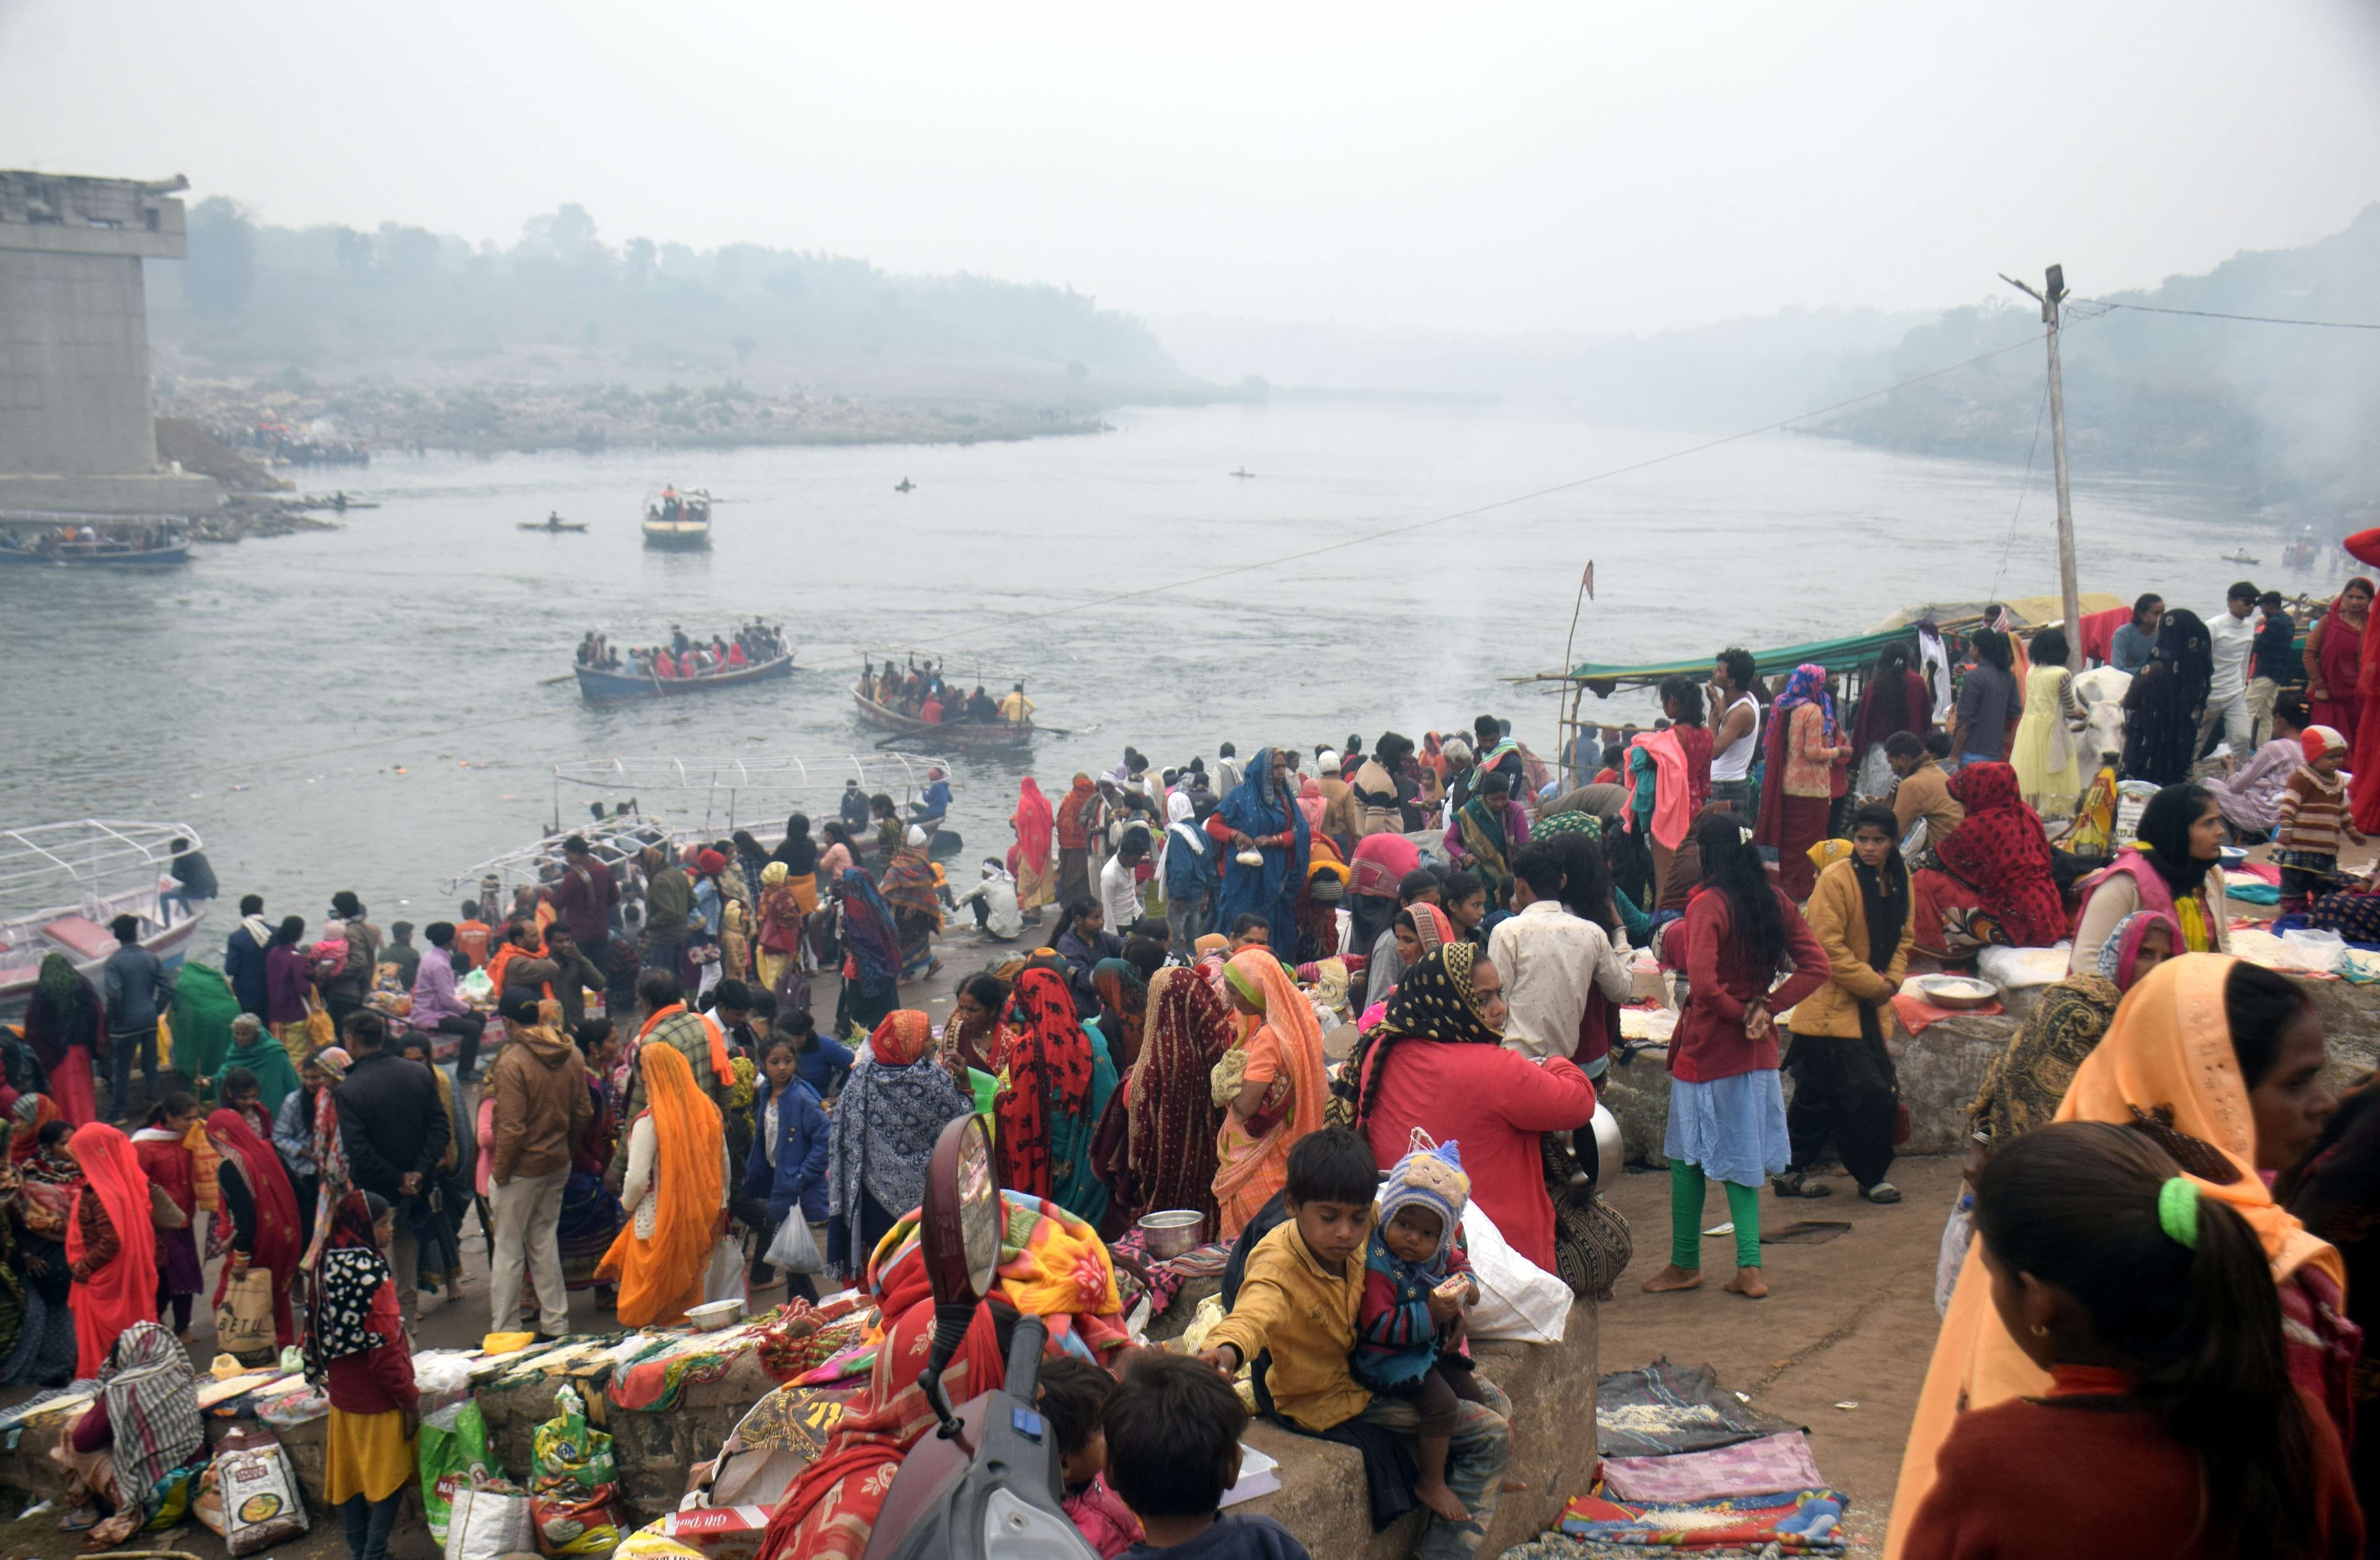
[169,964,241,1102]
[223,1019,302,1118]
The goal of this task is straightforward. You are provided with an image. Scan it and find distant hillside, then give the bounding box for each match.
[145,199,1208,410]
[1818,206,2380,518]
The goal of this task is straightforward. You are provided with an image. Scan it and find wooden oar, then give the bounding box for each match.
[537,672,578,687]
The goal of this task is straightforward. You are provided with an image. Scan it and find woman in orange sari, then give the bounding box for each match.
[1212,949,1328,1240]
[66,1123,158,1380]
[596,1043,728,1326]
[1012,778,1056,921]
[1887,953,2350,1558]
[206,1106,304,1349]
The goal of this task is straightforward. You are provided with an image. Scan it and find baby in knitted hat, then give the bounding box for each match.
[2276,724,2364,915]
[1354,1135,1484,1523]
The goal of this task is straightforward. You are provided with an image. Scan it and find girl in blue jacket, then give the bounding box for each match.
[746,1034,832,1299]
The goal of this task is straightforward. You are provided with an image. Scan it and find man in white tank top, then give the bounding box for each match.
[1708,648,1763,814]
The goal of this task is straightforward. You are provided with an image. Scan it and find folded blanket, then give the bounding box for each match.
[1558,1486,1848,1551]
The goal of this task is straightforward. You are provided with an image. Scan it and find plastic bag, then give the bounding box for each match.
[216,1425,310,1556]
[444,1476,535,1560]
[2280,928,2346,974]
[257,1384,329,1429]
[765,1210,823,1275]
[1935,1194,1975,1317]
[420,1398,501,1543]
[532,1384,623,1556]
[703,1236,744,1305]
[1459,1200,1571,1344]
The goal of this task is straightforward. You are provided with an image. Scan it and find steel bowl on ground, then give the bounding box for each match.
[685,1298,743,1331]
[1137,1210,1206,1259]
[1908,972,1999,1011]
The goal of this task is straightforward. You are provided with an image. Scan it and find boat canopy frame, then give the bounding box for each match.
[542,752,951,840]
[0,819,198,920]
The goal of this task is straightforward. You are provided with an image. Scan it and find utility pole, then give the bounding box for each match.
[2000,265,2081,670]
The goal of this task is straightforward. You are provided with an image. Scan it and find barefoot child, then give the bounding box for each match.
[1899,1122,2361,1559]
[1352,1137,1484,1523]
[1038,1354,1143,1558]
[1197,1129,1512,1547]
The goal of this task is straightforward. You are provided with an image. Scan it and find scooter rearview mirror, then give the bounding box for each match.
[917,1113,1001,1439]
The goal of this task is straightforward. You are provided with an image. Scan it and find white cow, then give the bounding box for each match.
[2071,666,2131,769]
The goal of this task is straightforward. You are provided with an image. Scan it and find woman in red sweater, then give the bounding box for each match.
[307,1191,419,1560]
[1645,811,1828,1300]
[1347,943,1598,1272]
[1902,1122,2360,1560]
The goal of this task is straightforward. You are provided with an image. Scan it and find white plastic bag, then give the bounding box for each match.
[1458,1201,1571,1344]
[2280,928,2345,975]
[1934,1196,1974,1317]
[765,1210,824,1275]
[445,1479,536,1560]
[703,1235,745,1305]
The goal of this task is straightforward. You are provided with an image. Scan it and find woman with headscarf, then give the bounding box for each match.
[1205,747,1311,954]
[302,1046,353,1269]
[1091,953,1155,1072]
[1909,761,2066,958]
[207,1104,302,1351]
[1347,943,1595,1272]
[2069,779,2231,971]
[168,962,239,1107]
[1054,775,1100,907]
[995,969,1116,1226]
[769,813,822,919]
[1211,948,1328,1241]
[66,1121,157,1379]
[223,1010,302,1120]
[559,1022,625,1295]
[754,862,803,995]
[596,1042,729,1326]
[878,827,946,981]
[2306,576,2373,749]
[1848,641,1933,797]
[755,1190,1126,1560]
[1447,770,1527,890]
[2120,607,2215,784]
[1362,898,1454,1014]
[1887,954,2350,1558]
[1346,828,1423,956]
[1968,911,2177,1151]
[831,868,903,1038]
[1011,778,1057,920]
[22,955,101,1128]
[5,1114,81,1386]
[1119,965,1235,1235]
[1291,834,1351,963]
[1755,664,1851,900]
[826,1011,971,1281]
[307,1191,418,1560]
[50,1320,202,1543]
[1774,807,1916,1204]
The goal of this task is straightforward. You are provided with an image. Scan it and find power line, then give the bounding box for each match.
[2079,299,2380,331]
[899,330,2053,651]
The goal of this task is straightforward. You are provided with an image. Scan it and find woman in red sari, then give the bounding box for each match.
[1055,775,1099,907]
[65,1123,157,1380]
[2345,532,2380,832]
[2307,576,2372,750]
[1011,777,1056,920]
[206,1106,304,1348]
[1911,761,2066,956]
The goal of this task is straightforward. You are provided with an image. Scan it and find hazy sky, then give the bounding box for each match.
[6,0,2379,335]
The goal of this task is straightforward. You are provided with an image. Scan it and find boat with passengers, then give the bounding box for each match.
[641,487,713,549]
[0,821,205,1015]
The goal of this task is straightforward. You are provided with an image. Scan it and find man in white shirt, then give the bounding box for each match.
[1214,743,1244,801]
[1100,826,1152,934]
[1488,842,1633,1069]
[953,858,1022,941]
[2200,581,2259,760]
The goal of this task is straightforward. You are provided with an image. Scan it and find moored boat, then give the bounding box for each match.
[0,821,204,1015]
[642,487,712,549]
[0,519,190,565]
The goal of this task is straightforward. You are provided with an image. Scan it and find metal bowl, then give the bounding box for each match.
[1137,1210,1206,1260]
[685,1298,743,1332]
[1910,973,1999,1011]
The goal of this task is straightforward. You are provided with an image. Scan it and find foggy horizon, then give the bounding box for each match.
[7,0,2380,339]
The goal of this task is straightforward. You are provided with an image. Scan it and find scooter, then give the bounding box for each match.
[862,1115,1099,1560]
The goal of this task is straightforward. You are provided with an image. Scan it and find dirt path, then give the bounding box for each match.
[1594,1152,1963,1557]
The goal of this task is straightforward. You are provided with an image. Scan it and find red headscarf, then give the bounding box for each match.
[993,969,1095,1199]
[1935,762,2066,947]
[206,1107,305,1341]
[66,1122,159,1378]
[870,1010,933,1068]
[1013,778,1055,866]
[1055,775,1098,852]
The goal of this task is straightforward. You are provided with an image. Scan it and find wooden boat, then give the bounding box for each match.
[0,821,204,1015]
[520,519,590,532]
[0,521,190,565]
[851,684,1036,749]
[2221,549,2260,565]
[894,478,915,493]
[642,487,712,550]
[578,652,795,702]
[1230,467,1254,478]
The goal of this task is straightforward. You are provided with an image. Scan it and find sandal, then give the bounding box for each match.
[58,1507,101,1534]
[1862,1181,1903,1204]
[1771,1171,1833,1199]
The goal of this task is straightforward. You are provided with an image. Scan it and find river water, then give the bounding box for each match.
[0,400,2278,934]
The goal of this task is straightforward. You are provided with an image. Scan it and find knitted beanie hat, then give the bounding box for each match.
[1378,1133,1470,1259]
[2304,725,2349,761]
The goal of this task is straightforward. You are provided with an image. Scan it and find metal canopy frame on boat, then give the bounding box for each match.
[0,819,200,910]
[542,752,952,837]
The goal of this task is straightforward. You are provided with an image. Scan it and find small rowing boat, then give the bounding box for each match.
[522,513,588,532]
[643,487,712,549]
[579,653,795,702]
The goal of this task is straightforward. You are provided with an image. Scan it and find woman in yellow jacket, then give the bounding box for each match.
[1775,804,1915,1204]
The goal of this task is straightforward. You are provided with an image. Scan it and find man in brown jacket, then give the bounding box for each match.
[1885,732,1965,854]
[487,992,591,1337]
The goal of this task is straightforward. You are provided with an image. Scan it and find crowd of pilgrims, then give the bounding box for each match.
[576,620,787,679]
[22,560,2380,1559]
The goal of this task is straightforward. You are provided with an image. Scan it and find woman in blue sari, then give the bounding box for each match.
[1210,746,1310,946]
[831,869,903,1038]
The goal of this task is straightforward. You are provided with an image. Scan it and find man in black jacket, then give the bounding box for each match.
[333,1011,451,1326]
